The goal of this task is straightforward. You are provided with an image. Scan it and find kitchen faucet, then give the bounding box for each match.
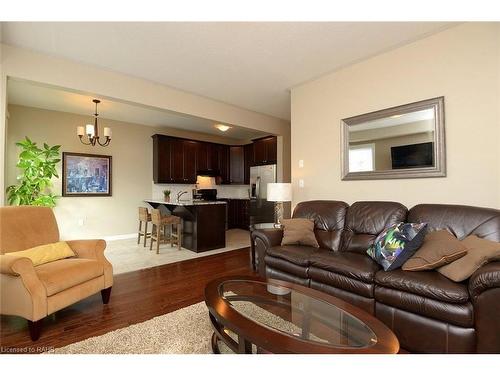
[177,190,188,202]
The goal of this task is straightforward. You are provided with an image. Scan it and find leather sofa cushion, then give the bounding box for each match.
[267,245,317,267]
[293,200,348,251]
[36,258,104,296]
[309,267,374,298]
[375,269,469,304]
[342,201,408,253]
[265,255,309,278]
[375,286,474,328]
[309,250,380,283]
[408,204,500,242]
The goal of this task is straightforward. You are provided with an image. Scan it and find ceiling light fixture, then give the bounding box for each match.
[77,99,112,147]
[215,124,231,132]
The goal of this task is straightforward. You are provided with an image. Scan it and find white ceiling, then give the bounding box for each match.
[1,22,456,120]
[7,79,269,140]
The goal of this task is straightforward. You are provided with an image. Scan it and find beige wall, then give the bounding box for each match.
[0,43,291,204]
[291,23,500,209]
[6,104,252,239]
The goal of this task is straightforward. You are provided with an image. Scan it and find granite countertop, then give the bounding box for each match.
[144,199,227,206]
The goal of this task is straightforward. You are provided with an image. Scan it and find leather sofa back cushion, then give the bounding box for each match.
[437,235,500,282]
[342,201,408,253]
[408,204,500,242]
[281,218,320,248]
[402,230,468,271]
[9,241,75,266]
[293,200,348,251]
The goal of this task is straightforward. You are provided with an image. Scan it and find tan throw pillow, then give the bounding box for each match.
[437,235,500,282]
[281,218,319,248]
[402,230,467,271]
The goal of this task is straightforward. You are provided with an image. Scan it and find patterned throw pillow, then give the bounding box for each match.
[367,222,427,271]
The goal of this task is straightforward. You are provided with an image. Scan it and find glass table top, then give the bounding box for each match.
[219,280,378,349]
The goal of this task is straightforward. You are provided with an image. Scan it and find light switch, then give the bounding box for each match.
[77,218,85,226]
[298,159,304,168]
[299,179,304,188]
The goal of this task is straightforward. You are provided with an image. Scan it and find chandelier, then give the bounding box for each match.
[77,99,112,147]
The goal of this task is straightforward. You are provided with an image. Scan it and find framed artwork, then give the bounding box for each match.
[62,152,112,197]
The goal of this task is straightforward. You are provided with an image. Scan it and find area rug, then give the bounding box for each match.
[51,302,216,354]
[50,300,316,354]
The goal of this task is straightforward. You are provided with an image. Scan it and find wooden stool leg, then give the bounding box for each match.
[143,221,148,247]
[170,224,174,247]
[137,220,142,244]
[178,222,182,250]
[156,224,161,254]
[150,224,155,251]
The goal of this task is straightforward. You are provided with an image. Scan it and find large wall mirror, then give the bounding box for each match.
[341,97,445,180]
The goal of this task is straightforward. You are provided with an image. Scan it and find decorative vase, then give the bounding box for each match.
[164,195,170,202]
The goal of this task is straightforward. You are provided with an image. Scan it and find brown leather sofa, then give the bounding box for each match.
[0,206,113,340]
[251,200,500,353]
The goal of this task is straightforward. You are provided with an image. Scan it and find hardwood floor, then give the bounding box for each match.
[0,248,254,352]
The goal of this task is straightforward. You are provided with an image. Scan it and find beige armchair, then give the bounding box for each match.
[0,206,113,341]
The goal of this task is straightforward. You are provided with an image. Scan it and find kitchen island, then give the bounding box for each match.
[144,199,227,252]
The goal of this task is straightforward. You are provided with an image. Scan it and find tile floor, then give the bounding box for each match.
[105,229,251,274]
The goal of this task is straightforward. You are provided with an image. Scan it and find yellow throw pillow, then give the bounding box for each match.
[10,242,75,266]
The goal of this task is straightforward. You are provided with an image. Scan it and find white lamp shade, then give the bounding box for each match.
[77,126,85,136]
[267,183,292,202]
[103,127,112,138]
[85,124,95,136]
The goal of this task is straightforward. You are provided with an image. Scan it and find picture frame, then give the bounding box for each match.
[62,152,112,197]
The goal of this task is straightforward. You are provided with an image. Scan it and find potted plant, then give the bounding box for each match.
[163,189,171,202]
[6,137,61,207]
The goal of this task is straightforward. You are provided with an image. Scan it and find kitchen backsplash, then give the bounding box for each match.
[151,181,251,200]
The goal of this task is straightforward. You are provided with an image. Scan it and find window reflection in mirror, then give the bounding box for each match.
[348,108,435,172]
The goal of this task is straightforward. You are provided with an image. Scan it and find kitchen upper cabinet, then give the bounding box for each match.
[229,146,244,184]
[183,140,198,184]
[170,138,185,183]
[152,134,276,185]
[244,143,254,184]
[253,136,277,165]
[217,145,230,184]
[152,134,172,183]
[196,142,208,171]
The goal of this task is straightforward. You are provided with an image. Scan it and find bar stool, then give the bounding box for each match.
[137,207,152,247]
[150,209,183,254]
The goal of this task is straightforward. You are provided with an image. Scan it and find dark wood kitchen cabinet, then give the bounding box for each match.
[183,140,198,183]
[229,146,245,184]
[153,134,277,185]
[227,199,250,229]
[217,145,230,184]
[152,134,172,183]
[244,143,254,184]
[253,136,277,165]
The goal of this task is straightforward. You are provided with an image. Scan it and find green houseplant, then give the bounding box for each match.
[163,189,171,202]
[6,137,61,207]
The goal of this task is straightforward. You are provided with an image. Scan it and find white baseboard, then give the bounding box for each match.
[103,233,137,242]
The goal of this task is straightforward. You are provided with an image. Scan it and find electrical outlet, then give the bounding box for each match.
[298,159,304,168]
[77,218,85,226]
[299,179,304,188]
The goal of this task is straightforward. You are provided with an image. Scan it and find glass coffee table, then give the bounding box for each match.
[205,275,399,354]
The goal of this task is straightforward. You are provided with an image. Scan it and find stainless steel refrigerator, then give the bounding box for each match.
[249,164,276,225]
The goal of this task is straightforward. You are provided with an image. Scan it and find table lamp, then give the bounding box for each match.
[267,183,292,225]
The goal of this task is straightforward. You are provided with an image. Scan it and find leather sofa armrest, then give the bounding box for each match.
[468,261,500,300]
[251,228,283,277]
[251,228,284,249]
[66,239,113,288]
